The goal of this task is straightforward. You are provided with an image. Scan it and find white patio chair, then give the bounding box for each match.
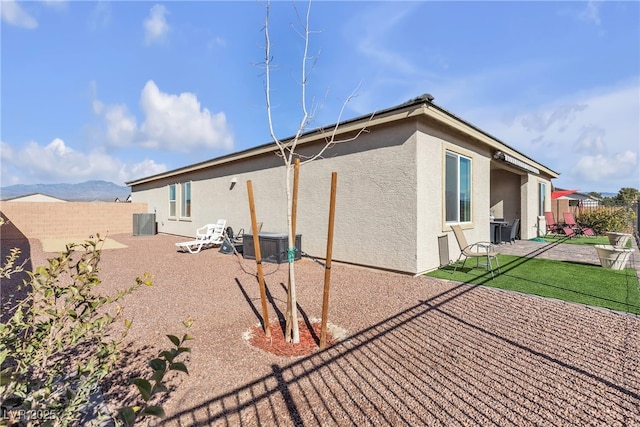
[196,219,226,240]
[176,219,226,254]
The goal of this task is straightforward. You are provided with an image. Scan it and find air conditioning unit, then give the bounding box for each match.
[133,213,156,236]
[242,232,301,264]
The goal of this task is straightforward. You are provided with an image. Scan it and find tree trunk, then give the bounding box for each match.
[284,164,300,343]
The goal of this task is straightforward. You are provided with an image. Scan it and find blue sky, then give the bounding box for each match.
[1,0,638,194]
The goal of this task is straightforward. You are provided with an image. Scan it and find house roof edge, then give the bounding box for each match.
[127,95,559,186]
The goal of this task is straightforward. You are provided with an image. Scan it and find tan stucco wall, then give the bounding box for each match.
[415,129,443,272]
[297,123,418,272]
[417,119,511,271]
[415,122,492,272]
[519,176,552,239]
[490,169,521,222]
[132,121,421,273]
[488,168,552,241]
[424,124,493,272]
[0,202,148,239]
[131,116,556,274]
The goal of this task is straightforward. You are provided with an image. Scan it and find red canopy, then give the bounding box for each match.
[551,189,578,200]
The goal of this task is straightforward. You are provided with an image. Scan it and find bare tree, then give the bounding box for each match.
[261,0,368,343]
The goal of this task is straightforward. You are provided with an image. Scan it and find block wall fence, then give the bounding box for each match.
[551,199,570,222]
[0,202,148,240]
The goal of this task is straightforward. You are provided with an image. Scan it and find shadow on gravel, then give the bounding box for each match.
[101,344,182,409]
[234,276,321,346]
[164,281,640,426]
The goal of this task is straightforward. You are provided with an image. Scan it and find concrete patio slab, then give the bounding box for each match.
[39,237,128,253]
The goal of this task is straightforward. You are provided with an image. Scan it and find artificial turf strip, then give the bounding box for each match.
[535,235,633,248]
[538,236,609,246]
[427,254,640,315]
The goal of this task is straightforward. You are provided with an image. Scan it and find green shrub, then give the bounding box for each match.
[118,326,193,426]
[577,207,636,235]
[0,235,191,426]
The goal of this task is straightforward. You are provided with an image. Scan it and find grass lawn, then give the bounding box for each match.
[426,254,640,315]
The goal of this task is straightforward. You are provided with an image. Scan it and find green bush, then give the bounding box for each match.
[0,234,191,426]
[576,207,636,235]
[118,325,193,426]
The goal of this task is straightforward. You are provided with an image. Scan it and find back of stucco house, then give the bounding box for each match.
[127,95,559,274]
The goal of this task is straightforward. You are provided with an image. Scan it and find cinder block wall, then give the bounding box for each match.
[552,199,570,223]
[0,202,148,240]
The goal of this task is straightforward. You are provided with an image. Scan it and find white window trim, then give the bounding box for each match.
[538,181,547,216]
[168,183,177,220]
[444,149,473,225]
[179,181,192,221]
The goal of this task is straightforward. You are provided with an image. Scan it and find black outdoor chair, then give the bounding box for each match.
[500,218,520,245]
[225,226,244,243]
[219,226,245,255]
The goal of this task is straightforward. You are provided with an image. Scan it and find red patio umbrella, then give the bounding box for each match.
[551,189,578,200]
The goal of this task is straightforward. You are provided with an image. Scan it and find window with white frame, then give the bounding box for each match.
[180,182,191,219]
[169,184,176,218]
[538,182,546,216]
[445,150,472,223]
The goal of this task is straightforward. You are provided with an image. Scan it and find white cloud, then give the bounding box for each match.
[350,3,423,76]
[93,100,138,147]
[0,138,166,185]
[41,0,68,10]
[88,1,111,30]
[463,80,639,191]
[91,81,233,153]
[0,141,15,161]
[571,150,637,182]
[519,104,588,134]
[0,141,18,186]
[578,0,602,26]
[43,137,72,156]
[1,0,38,29]
[144,4,170,46]
[139,80,233,152]
[207,36,226,49]
[105,105,137,147]
[572,125,606,154]
[127,159,166,182]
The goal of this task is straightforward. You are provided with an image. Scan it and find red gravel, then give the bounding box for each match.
[248,320,338,357]
[3,233,639,426]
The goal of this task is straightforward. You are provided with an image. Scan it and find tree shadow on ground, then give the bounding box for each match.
[163,281,640,426]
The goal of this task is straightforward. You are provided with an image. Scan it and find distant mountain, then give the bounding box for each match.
[0,180,130,202]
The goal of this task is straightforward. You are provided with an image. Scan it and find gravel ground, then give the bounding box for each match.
[4,233,640,426]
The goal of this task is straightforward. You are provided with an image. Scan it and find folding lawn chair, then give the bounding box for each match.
[563,212,596,236]
[451,224,501,279]
[544,212,575,238]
